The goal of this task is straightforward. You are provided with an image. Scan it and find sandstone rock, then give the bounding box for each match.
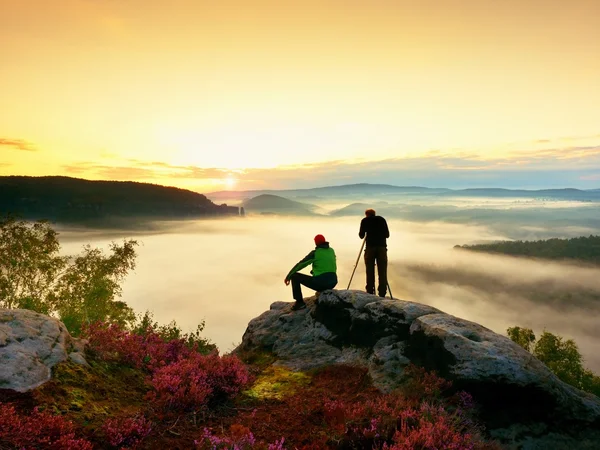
[237,290,441,387]
[236,289,600,446]
[68,337,90,367]
[0,309,88,392]
[408,313,600,427]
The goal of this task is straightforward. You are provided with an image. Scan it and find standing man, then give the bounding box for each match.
[359,209,390,297]
[284,234,338,310]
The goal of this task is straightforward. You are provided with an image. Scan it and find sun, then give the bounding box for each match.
[224,176,237,189]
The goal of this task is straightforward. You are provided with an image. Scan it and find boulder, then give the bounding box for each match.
[0,309,89,392]
[408,313,600,428]
[237,290,600,448]
[238,290,443,392]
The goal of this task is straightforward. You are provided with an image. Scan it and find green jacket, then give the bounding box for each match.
[286,242,337,280]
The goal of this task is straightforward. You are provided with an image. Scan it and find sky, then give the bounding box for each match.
[1,0,600,191]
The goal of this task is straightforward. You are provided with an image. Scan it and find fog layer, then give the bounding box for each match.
[58,215,600,372]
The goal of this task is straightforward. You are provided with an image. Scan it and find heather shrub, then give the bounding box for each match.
[147,352,250,411]
[194,353,252,400]
[177,365,495,449]
[102,415,153,449]
[132,310,215,354]
[196,425,286,450]
[84,321,250,413]
[146,354,213,411]
[401,364,452,401]
[321,367,488,449]
[323,394,484,448]
[196,425,257,449]
[385,403,478,450]
[0,402,93,450]
[84,321,195,371]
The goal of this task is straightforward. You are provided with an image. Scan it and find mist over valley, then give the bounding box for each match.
[56,188,600,372]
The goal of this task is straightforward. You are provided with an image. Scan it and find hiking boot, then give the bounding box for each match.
[291,301,307,311]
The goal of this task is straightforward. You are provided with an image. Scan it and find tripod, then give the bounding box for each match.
[347,238,393,299]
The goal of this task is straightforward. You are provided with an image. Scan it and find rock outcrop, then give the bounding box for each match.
[237,290,600,448]
[0,309,88,392]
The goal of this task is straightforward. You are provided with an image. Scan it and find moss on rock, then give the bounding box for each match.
[244,366,311,400]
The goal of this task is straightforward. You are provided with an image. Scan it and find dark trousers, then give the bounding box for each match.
[291,272,338,302]
[365,246,388,297]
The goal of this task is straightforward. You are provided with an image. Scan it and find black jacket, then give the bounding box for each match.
[359,215,390,248]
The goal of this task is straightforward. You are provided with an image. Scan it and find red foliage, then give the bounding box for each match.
[83,322,194,371]
[401,364,453,400]
[0,402,93,450]
[147,362,211,412]
[196,424,257,449]
[84,322,250,414]
[147,352,249,411]
[386,403,477,449]
[5,320,496,449]
[195,424,287,450]
[318,366,486,449]
[102,415,153,449]
[202,365,496,450]
[199,393,487,450]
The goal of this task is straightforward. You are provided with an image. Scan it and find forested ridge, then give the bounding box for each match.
[0,176,239,223]
[456,235,600,264]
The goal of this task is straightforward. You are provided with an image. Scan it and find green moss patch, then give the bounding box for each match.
[244,366,311,400]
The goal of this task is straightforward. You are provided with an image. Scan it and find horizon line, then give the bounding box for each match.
[2,174,598,195]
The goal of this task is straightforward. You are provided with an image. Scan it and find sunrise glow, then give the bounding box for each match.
[1,0,599,191]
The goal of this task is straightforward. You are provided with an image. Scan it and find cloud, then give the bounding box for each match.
[227,146,600,189]
[61,139,600,191]
[171,166,239,179]
[580,174,600,181]
[526,145,600,161]
[63,160,236,182]
[0,138,36,152]
[64,162,158,180]
[523,133,600,146]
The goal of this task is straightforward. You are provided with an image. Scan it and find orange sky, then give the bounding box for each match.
[1,0,599,191]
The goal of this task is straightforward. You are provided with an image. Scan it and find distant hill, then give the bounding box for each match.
[242,194,318,216]
[0,176,239,223]
[208,184,449,202]
[456,187,600,200]
[330,202,379,216]
[455,235,600,265]
[208,183,600,203]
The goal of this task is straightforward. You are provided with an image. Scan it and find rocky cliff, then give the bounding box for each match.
[237,290,600,448]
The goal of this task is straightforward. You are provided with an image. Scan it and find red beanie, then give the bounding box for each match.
[314,234,326,245]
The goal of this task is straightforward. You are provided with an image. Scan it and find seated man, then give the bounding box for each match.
[284,234,338,310]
